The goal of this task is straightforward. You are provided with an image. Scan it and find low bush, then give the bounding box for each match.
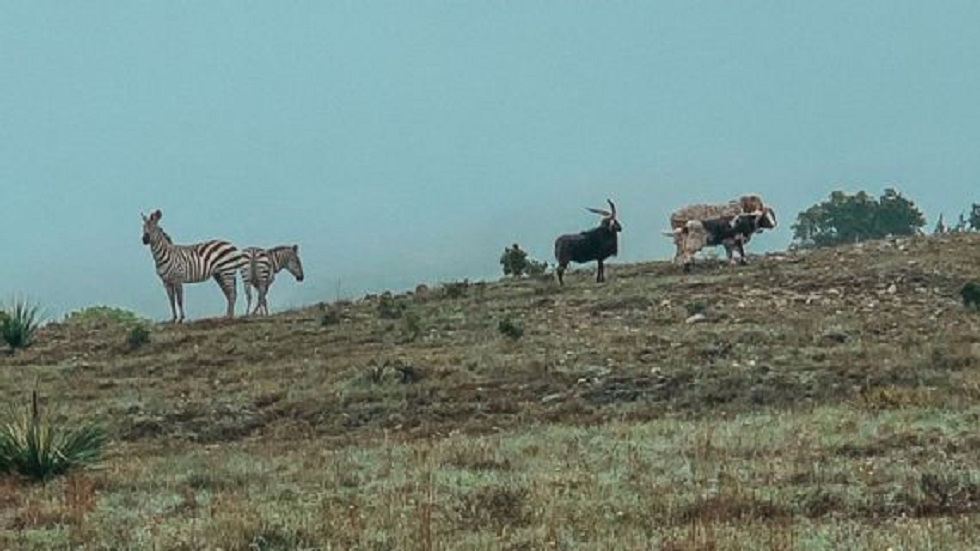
[442,280,470,299]
[0,392,108,482]
[64,305,145,327]
[498,317,524,340]
[500,244,548,277]
[403,310,423,342]
[685,299,709,317]
[1,299,43,351]
[126,324,151,350]
[961,282,980,310]
[377,292,405,319]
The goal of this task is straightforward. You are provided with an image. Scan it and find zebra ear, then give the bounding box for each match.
[151,209,162,222]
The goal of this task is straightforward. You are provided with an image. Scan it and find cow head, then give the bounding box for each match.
[733,207,777,234]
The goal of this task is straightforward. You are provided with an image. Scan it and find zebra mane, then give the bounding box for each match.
[268,245,295,256]
[159,229,174,244]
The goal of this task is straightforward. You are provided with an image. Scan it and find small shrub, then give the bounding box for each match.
[1,299,43,351]
[126,325,151,350]
[364,361,389,385]
[377,292,405,319]
[498,317,524,340]
[915,472,980,516]
[961,282,980,310]
[0,392,108,482]
[64,305,145,327]
[500,244,548,277]
[525,259,548,276]
[320,308,341,326]
[500,244,528,277]
[403,310,423,342]
[359,360,424,387]
[442,280,470,299]
[685,299,709,317]
[457,485,529,530]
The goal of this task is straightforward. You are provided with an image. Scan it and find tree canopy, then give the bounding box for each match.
[791,188,926,249]
[969,203,980,231]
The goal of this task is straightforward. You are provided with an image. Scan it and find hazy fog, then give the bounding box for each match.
[2,2,978,320]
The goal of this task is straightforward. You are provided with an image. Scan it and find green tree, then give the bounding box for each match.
[500,244,547,277]
[791,188,925,249]
[969,203,980,231]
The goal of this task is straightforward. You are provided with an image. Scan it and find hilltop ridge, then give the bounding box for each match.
[4,233,979,444]
[2,234,980,550]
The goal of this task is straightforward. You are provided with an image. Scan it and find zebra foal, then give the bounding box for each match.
[240,245,305,316]
[141,209,244,322]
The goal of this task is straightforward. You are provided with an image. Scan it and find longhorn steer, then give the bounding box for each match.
[667,210,776,271]
[668,194,777,266]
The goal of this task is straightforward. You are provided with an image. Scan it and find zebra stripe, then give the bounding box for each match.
[241,245,305,316]
[141,209,244,322]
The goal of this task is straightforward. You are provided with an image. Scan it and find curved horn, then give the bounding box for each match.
[587,207,611,216]
[607,199,616,217]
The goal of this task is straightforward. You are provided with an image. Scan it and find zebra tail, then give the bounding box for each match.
[247,250,259,286]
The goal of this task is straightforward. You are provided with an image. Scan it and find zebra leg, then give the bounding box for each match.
[244,277,254,316]
[164,283,178,323]
[214,273,237,318]
[174,284,186,323]
[257,283,269,316]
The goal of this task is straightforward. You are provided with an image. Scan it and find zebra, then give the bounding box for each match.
[240,245,305,316]
[141,209,245,323]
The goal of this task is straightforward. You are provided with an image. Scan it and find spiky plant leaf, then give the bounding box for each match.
[0,298,43,350]
[0,398,108,482]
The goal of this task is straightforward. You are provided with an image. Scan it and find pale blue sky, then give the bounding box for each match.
[2,2,979,320]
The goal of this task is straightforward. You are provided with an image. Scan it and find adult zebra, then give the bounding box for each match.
[240,245,305,316]
[141,209,244,323]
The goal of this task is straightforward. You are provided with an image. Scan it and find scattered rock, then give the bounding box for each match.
[685,313,707,324]
[541,393,564,404]
[821,330,851,344]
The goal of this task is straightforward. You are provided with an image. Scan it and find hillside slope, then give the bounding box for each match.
[6,233,979,443]
[2,233,980,549]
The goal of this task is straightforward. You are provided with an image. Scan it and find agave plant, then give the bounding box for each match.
[0,298,43,350]
[0,392,108,482]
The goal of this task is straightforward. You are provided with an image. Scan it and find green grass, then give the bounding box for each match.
[2,407,978,549]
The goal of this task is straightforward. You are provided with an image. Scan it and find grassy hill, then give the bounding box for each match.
[2,233,980,550]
